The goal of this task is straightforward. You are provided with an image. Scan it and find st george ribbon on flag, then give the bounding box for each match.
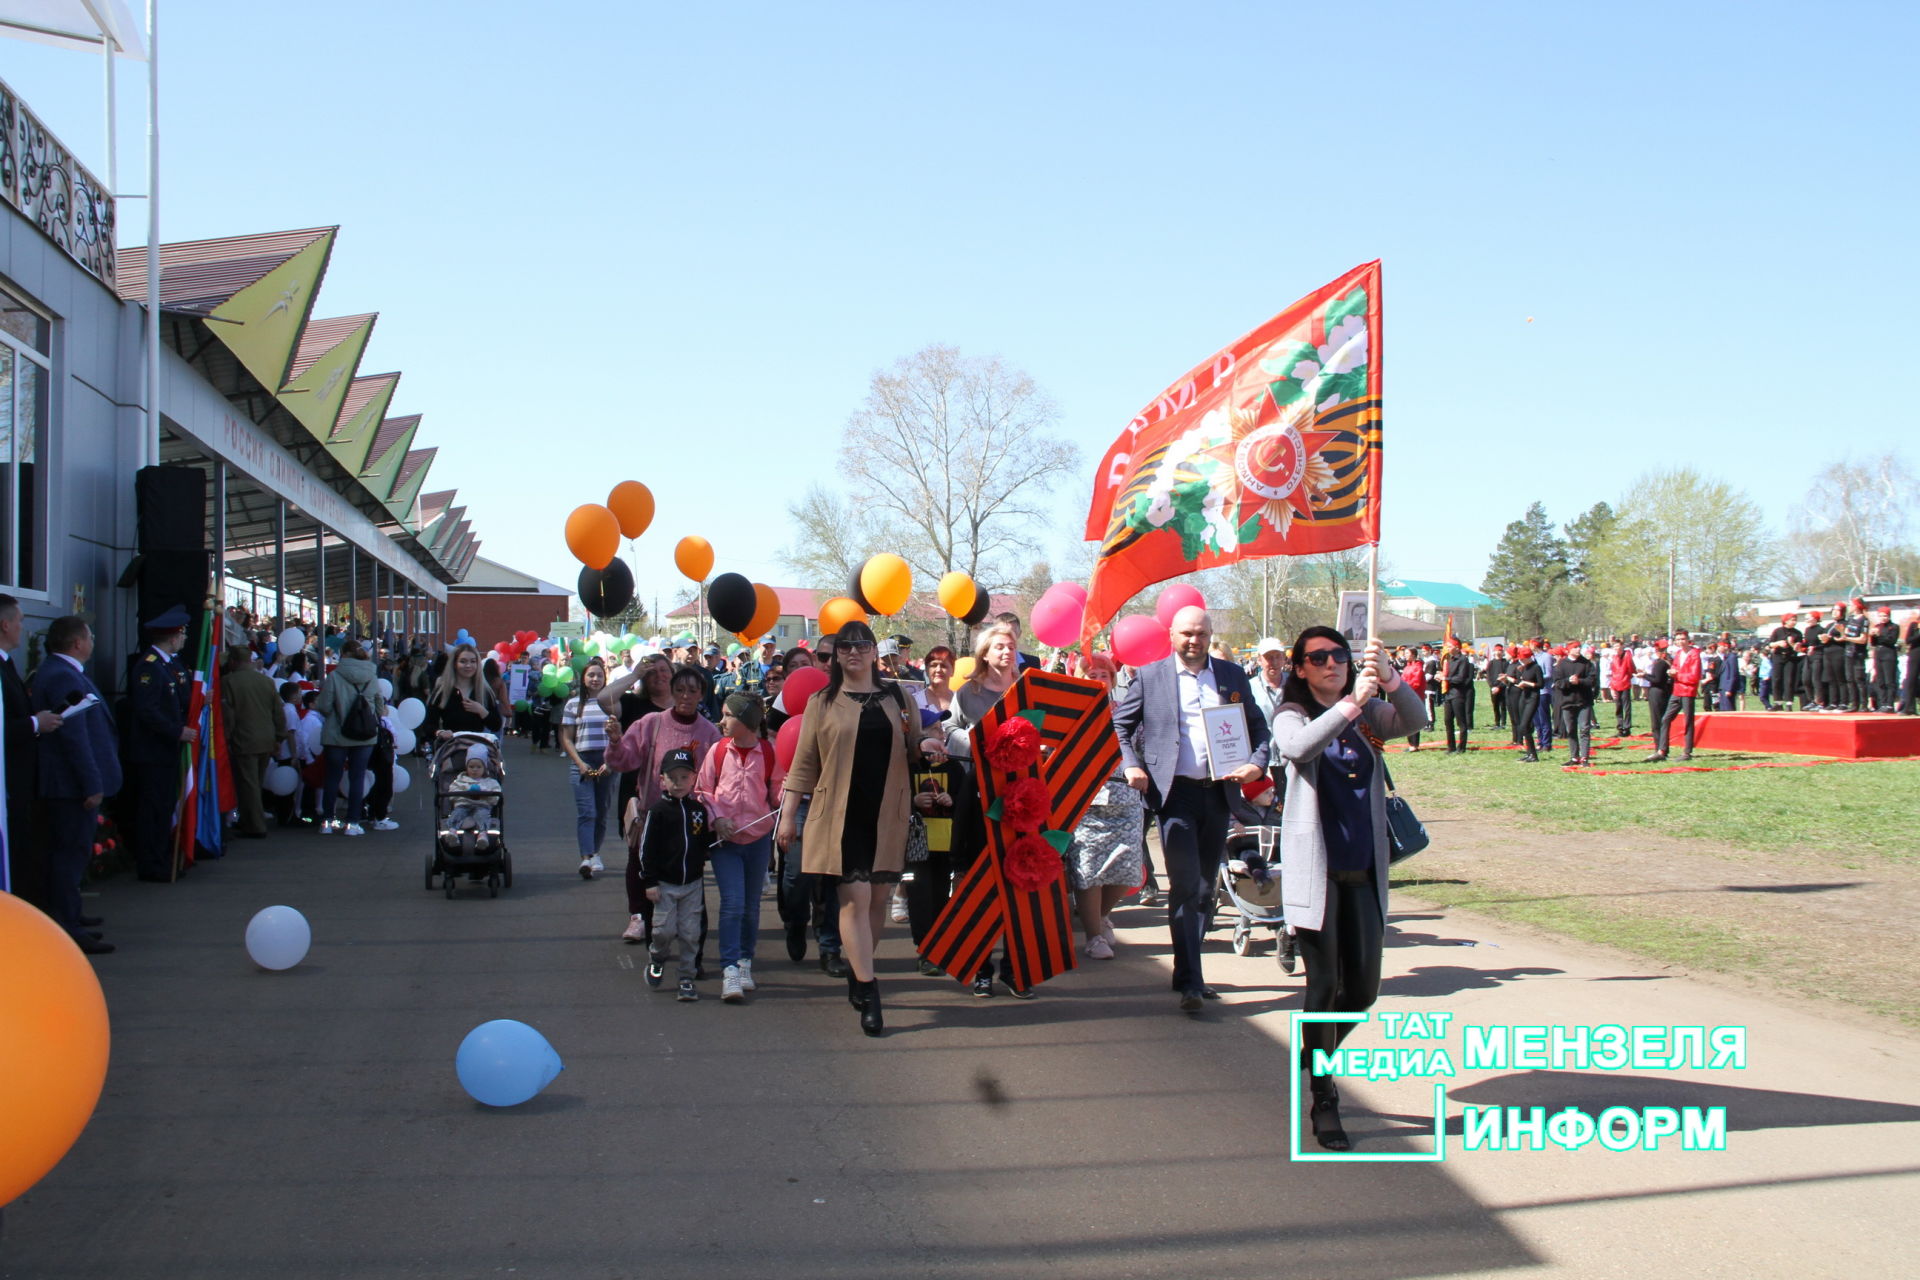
[1080,261,1384,635]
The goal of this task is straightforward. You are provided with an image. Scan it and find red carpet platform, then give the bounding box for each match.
[1693,711,1920,760]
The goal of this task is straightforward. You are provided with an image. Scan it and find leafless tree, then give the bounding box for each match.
[779,484,895,597]
[836,345,1079,592]
[1787,454,1915,594]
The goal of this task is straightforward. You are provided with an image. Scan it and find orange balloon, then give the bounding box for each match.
[937,571,977,619]
[747,583,781,640]
[0,893,111,1205]
[950,655,976,684]
[859,553,912,615]
[674,536,715,582]
[818,596,867,636]
[564,504,620,570]
[606,481,655,539]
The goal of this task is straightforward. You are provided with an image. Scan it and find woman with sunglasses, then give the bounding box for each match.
[777,620,922,1035]
[1272,626,1427,1151]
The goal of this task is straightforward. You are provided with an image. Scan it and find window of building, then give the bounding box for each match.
[0,282,51,593]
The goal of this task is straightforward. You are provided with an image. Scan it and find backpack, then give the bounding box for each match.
[341,679,380,740]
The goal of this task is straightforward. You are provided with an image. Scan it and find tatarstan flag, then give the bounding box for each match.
[1081,260,1383,632]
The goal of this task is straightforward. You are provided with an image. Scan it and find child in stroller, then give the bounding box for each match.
[1214,774,1297,973]
[426,732,510,896]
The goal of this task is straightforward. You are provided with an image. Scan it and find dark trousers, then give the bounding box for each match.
[1534,692,1555,749]
[1872,651,1897,709]
[1296,870,1384,1069]
[1645,686,1670,747]
[1507,691,1538,753]
[1489,689,1506,728]
[1443,694,1470,750]
[1844,657,1868,710]
[365,739,395,821]
[321,744,374,824]
[1772,657,1797,707]
[231,750,270,836]
[1564,704,1594,761]
[1656,694,1696,757]
[1613,689,1633,735]
[905,851,956,947]
[127,757,181,877]
[1154,776,1229,992]
[1903,652,1919,714]
[6,798,49,911]
[1808,652,1832,707]
[45,799,94,935]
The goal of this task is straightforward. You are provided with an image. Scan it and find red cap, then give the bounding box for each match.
[1654,638,1669,649]
[1852,598,1866,611]
[1810,610,1823,618]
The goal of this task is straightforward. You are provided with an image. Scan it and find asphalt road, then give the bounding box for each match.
[1,738,1543,1279]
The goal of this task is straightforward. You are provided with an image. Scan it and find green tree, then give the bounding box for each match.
[1563,502,1616,586]
[1481,502,1567,639]
[1589,468,1775,633]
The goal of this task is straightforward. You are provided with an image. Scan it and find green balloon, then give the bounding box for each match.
[513,699,530,713]
[568,652,589,674]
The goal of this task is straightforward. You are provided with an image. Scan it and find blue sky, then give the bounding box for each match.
[7,1,1915,612]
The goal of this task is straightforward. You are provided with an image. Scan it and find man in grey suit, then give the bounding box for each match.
[1112,606,1271,1012]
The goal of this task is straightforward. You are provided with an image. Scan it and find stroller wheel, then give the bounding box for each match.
[1232,927,1253,957]
[499,849,513,889]
[424,851,437,891]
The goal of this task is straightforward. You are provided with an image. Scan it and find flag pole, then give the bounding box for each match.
[1366,541,1379,647]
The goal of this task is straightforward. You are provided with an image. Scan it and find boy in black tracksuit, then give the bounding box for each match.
[640,748,714,1000]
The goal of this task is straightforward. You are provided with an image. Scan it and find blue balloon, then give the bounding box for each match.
[455,1020,564,1107]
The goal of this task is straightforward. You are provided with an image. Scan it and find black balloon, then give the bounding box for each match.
[847,564,877,614]
[962,588,992,627]
[578,560,634,618]
[707,572,757,635]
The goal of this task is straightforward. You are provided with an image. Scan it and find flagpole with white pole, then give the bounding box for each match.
[1366,541,1379,647]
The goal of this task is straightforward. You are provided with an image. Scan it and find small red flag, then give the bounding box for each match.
[1082,261,1382,633]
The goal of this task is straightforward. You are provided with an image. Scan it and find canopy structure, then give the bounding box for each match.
[0,0,145,57]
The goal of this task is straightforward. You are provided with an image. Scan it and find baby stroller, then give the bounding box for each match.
[1212,783,1296,972]
[424,731,511,899]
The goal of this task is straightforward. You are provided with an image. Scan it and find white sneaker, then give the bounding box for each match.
[579,858,595,880]
[1086,934,1115,960]
[588,854,605,874]
[370,818,400,832]
[889,895,908,924]
[721,965,745,1002]
[318,820,338,836]
[738,958,755,991]
[343,823,365,837]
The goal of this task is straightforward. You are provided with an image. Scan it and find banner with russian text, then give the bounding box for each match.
[1081,260,1382,631]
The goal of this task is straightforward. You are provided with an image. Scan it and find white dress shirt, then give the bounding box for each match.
[1173,662,1221,780]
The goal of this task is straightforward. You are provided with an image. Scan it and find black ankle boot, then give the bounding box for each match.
[858,980,883,1036]
[846,972,868,1010]
[1309,1081,1350,1151]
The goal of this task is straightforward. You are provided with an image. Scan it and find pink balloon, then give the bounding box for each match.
[1112,614,1172,668]
[1053,581,1088,608]
[1154,584,1206,628]
[783,666,827,710]
[1030,587,1084,649]
[774,714,805,772]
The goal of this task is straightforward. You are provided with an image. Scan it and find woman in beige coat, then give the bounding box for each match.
[1272,625,1427,1151]
[777,621,918,1035]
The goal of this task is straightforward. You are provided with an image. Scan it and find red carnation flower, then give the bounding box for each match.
[1001,777,1052,830]
[1003,833,1062,893]
[985,717,1041,771]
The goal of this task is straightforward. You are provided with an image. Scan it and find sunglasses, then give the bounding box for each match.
[1301,648,1351,667]
[837,641,876,655]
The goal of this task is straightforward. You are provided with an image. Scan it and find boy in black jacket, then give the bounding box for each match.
[640,748,714,1000]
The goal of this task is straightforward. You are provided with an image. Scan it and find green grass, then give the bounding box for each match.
[1388,743,1920,865]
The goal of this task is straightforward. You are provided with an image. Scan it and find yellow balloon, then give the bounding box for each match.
[950,655,976,684]
[860,553,912,615]
[937,571,977,620]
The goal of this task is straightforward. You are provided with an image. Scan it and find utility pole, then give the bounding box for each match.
[1667,551,1676,636]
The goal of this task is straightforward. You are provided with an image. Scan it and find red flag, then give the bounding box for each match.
[1082,261,1382,632]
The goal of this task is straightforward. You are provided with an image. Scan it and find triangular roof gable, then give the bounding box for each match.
[280,314,375,442]
[359,413,420,501]
[428,506,467,557]
[203,229,337,393]
[417,489,455,526]
[384,447,437,525]
[326,373,399,473]
[117,226,334,313]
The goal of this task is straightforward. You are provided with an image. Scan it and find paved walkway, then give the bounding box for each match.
[2,738,1914,1278]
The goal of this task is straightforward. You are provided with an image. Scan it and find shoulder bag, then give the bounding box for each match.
[1379,756,1428,864]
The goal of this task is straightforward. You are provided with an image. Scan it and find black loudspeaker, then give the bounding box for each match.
[136,465,207,552]
[136,549,211,631]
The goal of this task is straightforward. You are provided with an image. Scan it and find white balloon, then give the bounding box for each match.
[377,677,394,700]
[390,726,416,756]
[396,697,427,730]
[245,905,311,971]
[391,763,412,794]
[263,765,299,797]
[278,628,306,655]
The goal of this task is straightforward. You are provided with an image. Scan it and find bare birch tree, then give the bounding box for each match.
[1787,454,1915,594]
[834,345,1079,591]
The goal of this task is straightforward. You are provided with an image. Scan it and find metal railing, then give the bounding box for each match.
[0,74,116,284]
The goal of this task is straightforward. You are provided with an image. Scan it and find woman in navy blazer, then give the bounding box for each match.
[1271,625,1426,1150]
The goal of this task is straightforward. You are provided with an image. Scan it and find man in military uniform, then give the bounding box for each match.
[125,605,198,882]
[1768,613,1802,711]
